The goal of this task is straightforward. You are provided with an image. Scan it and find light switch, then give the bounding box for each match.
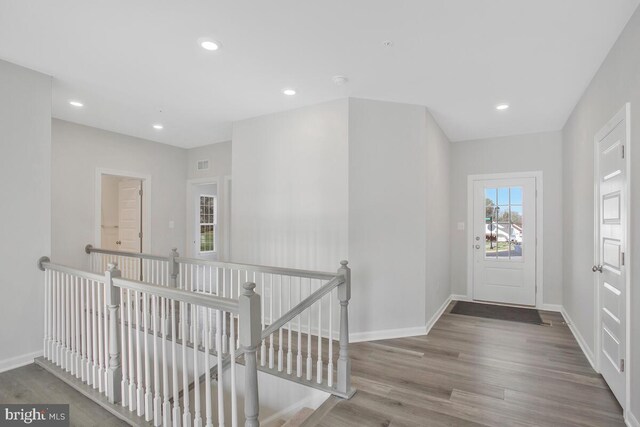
[169,220,175,229]
[457,222,465,231]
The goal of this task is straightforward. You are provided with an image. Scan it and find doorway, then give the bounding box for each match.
[95,169,150,253]
[594,104,630,410]
[468,172,542,306]
[186,178,220,260]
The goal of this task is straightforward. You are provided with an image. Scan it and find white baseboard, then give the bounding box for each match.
[451,294,472,302]
[425,295,453,335]
[0,350,42,373]
[626,410,640,427]
[560,307,597,371]
[538,303,563,312]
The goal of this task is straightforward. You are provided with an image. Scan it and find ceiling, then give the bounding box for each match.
[0,0,638,148]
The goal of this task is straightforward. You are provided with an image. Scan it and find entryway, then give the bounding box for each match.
[468,172,541,306]
[95,169,150,254]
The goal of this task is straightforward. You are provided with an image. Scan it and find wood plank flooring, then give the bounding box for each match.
[306,303,625,427]
[0,363,128,426]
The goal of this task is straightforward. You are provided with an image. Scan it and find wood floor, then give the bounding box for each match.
[305,303,625,427]
[0,363,128,426]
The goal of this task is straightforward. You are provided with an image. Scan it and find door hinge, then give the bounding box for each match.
[622,145,625,159]
[621,252,625,266]
[139,189,143,196]
[620,359,625,372]
[138,232,143,238]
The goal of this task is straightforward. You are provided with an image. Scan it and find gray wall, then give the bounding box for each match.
[0,60,51,369]
[449,131,564,306]
[231,99,349,272]
[52,119,187,267]
[562,5,640,418]
[187,140,232,180]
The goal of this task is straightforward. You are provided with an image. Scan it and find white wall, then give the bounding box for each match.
[231,99,349,271]
[187,141,232,180]
[0,60,51,370]
[349,98,451,335]
[562,5,640,420]
[52,119,187,267]
[449,131,564,306]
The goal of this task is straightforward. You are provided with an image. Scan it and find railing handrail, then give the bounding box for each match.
[38,258,106,283]
[261,275,344,339]
[86,243,339,280]
[85,244,168,262]
[113,277,239,314]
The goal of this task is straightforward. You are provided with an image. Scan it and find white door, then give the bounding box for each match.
[118,179,142,253]
[472,177,536,306]
[595,106,628,405]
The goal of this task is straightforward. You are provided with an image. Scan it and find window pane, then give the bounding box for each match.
[497,187,509,205]
[510,187,523,205]
[497,223,510,258]
[510,205,523,227]
[485,188,497,207]
[485,222,497,259]
[200,225,214,252]
[497,205,509,222]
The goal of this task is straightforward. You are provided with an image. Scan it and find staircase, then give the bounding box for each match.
[35,245,355,426]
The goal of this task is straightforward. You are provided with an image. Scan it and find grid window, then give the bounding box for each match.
[200,195,216,252]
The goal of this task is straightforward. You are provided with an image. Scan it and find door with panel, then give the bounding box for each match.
[117,179,143,253]
[472,177,536,306]
[594,106,628,406]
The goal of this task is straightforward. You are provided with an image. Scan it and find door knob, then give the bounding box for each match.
[475,245,480,249]
[592,265,603,273]
[116,240,122,245]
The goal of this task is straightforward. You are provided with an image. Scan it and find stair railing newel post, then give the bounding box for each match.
[168,247,182,426]
[336,260,351,395]
[105,263,123,404]
[239,282,261,427]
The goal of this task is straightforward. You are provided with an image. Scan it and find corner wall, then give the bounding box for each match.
[562,5,640,420]
[0,60,51,370]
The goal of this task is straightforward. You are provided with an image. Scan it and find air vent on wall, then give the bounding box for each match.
[197,159,210,171]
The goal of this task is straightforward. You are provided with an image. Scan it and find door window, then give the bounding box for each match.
[199,195,217,253]
[484,186,523,260]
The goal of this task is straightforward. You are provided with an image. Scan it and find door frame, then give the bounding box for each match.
[466,171,544,308]
[593,103,631,414]
[94,167,151,253]
[186,177,220,258]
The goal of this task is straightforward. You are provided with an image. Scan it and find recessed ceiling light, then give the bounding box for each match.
[382,40,394,47]
[200,39,220,51]
[153,124,164,130]
[283,88,296,96]
[496,104,510,111]
[69,100,84,107]
[332,76,349,86]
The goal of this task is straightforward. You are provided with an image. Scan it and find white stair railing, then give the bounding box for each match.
[38,256,261,426]
[84,244,355,398]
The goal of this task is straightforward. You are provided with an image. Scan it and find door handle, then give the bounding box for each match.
[592,265,603,273]
[116,240,122,245]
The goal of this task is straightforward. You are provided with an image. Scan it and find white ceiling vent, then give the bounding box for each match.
[197,159,210,171]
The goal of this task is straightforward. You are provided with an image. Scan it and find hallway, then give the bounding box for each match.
[309,303,624,427]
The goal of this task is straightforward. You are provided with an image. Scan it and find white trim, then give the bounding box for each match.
[351,295,452,343]
[185,177,220,258]
[466,171,544,308]
[223,175,232,261]
[425,295,453,335]
[0,350,43,373]
[626,410,640,427]
[593,103,631,413]
[538,303,563,313]
[561,307,597,371]
[94,168,151,253]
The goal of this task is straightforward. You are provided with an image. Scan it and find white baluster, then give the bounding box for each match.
[193,305,202,427]
[297,278,302,378]
[128,289,136,411]
[75,276,81,378]
[98,281,105,392]
[86,279,93,386]
[136,290,144,416]
[287,276,293,375]
[171,299,181,427]
[268,274,274,369]
[153,295,161,426]
[80,278,87,383]
[230,310,238,427]
[215,310,224,427]
[120,289,128,407]
[204,310,212,427]
[278,275,284,372]
[145,293,153,422]
[92,280,98,387]
[70,275,76,376]
[58,272,63,367]
[306,280,313,381]
[317,293,323,384]
[43,269,49,359]
[181,301,192,427]
[104,282,110,395]
[162,298,171,426]
[66,273,72,372]
[328,289,334,387]
[222,269,227,354]
[260,273,266,367]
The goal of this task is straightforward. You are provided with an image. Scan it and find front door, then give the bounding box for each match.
[595,105,628,406]
[472,177,537,306]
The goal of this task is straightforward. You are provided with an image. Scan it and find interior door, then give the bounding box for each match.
[595,108,627,405]
[118,179,142,253]
[472,177,536,306]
